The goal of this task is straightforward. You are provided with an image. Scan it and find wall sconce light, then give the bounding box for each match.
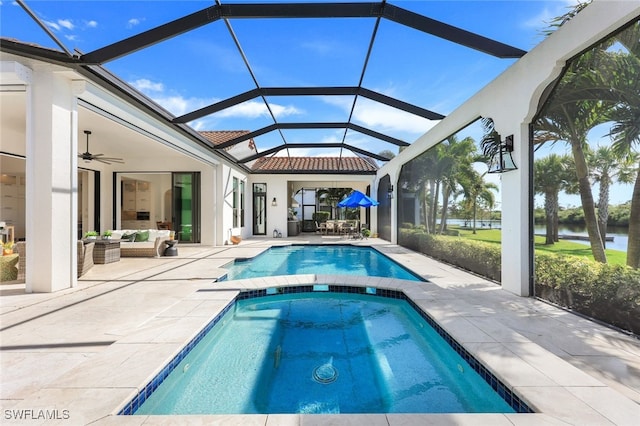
[271,197,277,207]
[387,184,394,199]
[487,134,517,174]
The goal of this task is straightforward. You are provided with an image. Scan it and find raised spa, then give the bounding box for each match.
[124,289,531,415]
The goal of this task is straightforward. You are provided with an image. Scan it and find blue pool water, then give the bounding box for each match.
[134,293,516,415]
[223,245,422,281]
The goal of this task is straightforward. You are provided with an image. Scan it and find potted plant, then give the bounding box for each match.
[102,230,113,240]
[84,231,99,240]
[362,229,371,238]
[3,241,15,256]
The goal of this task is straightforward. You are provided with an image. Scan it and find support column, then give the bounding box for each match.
[25,66,78,293]
[389,171,398,245]
[499,126,531,296]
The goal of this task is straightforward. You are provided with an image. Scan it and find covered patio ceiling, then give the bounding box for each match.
[1,0,528,173]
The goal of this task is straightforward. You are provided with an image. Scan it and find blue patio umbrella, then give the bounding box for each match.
[337,190,379,208]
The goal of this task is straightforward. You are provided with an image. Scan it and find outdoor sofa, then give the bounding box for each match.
[110,229,171,257]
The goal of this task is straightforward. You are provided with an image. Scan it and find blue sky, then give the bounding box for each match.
[8,1,631,206]
[1,0,580,161]
[4,0,633,207]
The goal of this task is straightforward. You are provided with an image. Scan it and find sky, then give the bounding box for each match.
[0,0,577,156]
[5,0,631,206]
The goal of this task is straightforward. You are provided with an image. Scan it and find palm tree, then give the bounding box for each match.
[437,135,477,234]
[534,51,612,263]
[586,146,637,248]
[410,148,440,233]
[317,187,351,220]
[540,5,640,267]
[606,22,640,268]
[534,154,576,244]
[459,168,498,234]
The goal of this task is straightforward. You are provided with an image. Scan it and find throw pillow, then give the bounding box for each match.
[121,232,136,242]
[134,230,149,242]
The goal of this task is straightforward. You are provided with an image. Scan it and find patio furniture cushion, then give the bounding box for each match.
[134,230,149,242]
[0,254,19,281]
[121,232,136,242]
[15,241,26,282]
[111,229,171,257]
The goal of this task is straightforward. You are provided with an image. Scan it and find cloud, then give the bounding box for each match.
[323,96,436,137]
[64,34,77,41]
[153,95,212,117]
[129,78,164,92]
[85,20,98,28]
[272,147,351,158]
[127,18,142,29]
[44,20,60,31]
[217,100,302,120]
[58,19,74,30]
[522,0,580,30]
[128,78,300,122]
[300,40,336,55]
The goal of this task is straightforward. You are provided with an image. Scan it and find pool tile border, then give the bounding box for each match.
[119,284,532,416]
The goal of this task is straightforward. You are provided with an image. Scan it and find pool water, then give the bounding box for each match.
[223,245,422,281]
[134,293,515,414]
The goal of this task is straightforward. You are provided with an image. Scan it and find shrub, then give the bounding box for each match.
[312,211,330,223]
[399,228,501,281]
[399,228,640,334]
[535,252,640,334]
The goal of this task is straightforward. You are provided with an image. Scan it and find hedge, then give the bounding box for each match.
[398,228,640,335]
[535,252,640,334]
[399,229,501,281]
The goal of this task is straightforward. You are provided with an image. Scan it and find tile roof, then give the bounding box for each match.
[199,130,255,151]
[199,131,377,173]
[251,156,378,173]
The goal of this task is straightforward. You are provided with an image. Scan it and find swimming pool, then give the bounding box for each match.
[223,245,422,281]
[125,288,531,415]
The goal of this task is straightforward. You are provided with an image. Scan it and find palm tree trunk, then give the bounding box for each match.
[432,180,440,234]
[472,199,477,234]
[597,174,610,249]
[571,141,607,263]
[627,169,640,268]
[420,182,430,234]
[552,192,559,242]
[439,185,451,234]
[544,190,555,245]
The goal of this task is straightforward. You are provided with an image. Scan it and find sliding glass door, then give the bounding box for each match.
[172,172,200,243]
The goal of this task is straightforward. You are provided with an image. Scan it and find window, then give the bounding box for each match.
[240,180,245,227]
[232,177,239,228]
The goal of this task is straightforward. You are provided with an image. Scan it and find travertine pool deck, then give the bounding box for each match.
[1,236,639,425]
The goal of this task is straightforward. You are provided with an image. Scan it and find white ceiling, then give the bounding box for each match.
[1,89,183,173]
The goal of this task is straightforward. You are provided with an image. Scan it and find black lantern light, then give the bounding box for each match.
[487,134,517,174]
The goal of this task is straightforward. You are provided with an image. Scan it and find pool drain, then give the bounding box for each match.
[313,364,338,384]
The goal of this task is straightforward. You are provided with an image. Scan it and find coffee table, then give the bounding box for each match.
[92,239,121,264]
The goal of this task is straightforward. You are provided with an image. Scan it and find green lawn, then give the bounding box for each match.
[451,226,627,265]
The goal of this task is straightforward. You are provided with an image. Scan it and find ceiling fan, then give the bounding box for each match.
[79,130,124,164]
